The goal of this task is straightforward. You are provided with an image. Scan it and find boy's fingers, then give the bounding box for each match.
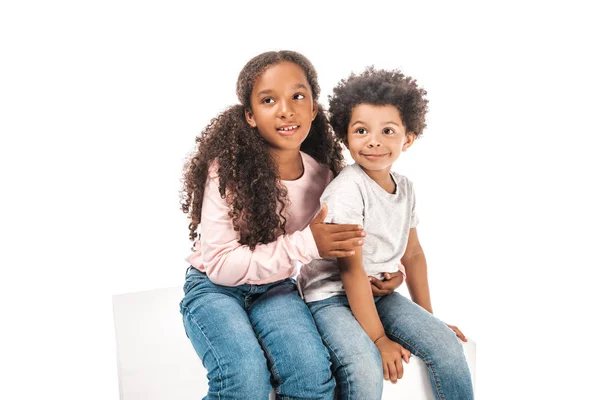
[395,359,404,379]
[388,362,398,383]
[382,362,389,381]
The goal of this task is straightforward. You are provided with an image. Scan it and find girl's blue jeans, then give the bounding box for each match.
[307,293,474,400]
[180,267,335,400]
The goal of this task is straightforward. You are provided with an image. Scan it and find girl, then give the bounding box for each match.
[179,51,367,400]
[298,67,474,400]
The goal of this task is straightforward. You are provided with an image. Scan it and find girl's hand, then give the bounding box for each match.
[369,271,405,296]
[310,204,365,258]
[446,323,467,342]
[374,336,411,383]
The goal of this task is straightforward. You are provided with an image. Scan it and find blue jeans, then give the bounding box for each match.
[180,267,335,400]
[308,293,474,400]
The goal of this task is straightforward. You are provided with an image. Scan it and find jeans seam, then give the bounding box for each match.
[182,303,223,400]
[256,335,281,395]
[386,330,445,400]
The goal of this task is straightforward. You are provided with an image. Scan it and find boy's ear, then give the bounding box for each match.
[402,132,416,151]
[245,108,257,128]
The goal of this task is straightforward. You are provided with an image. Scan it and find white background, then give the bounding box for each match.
[1,1,598,399]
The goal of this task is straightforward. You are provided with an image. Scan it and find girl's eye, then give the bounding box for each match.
[294,93,306,100]
[356,128,367,135]
[383,128,395,135]
[263,97,275,104]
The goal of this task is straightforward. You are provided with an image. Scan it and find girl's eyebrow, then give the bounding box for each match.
[256,84,309,98]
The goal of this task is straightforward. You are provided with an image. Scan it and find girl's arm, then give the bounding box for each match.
[187,171,362,287]
[401,228,433,313]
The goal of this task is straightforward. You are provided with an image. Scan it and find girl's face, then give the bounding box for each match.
[346,103,415,175]
[245,61,317,152]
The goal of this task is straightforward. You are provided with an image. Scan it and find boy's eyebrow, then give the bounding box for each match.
[350,120,402,127]
[255,84,309,98]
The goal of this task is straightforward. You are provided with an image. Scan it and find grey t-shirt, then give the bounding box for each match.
[297,163,419,302]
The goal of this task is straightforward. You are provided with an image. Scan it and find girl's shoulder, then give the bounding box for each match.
[300,151,334,183]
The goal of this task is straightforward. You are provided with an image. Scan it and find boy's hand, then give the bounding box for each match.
[446,323,467,342]
[310,204,365,258]
[369,271,405,296]
[374,336,411,383]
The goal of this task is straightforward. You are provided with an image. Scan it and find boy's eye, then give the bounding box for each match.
[294,93,306,100]
[383,128,394,135]
[262,97,275,104]
[356,128,367,135]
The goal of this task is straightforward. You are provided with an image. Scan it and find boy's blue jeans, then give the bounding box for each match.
[308,293,474,400]
[180,267,335,400]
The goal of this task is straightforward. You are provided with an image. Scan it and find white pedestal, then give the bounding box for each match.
[113,287,476,399]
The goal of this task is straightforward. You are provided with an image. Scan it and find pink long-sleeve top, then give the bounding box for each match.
[185,151,334,286]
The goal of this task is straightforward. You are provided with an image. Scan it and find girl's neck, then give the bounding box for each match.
[270,149,304,181]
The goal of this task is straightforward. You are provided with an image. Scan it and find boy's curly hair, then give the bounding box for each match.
[181,51,344,249]
[328,66,429,142]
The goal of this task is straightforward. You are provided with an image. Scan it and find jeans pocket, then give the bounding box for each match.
[183,268,207,295]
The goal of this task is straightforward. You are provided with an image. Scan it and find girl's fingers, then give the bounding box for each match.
[327,250,355,258]
[332,238,364,250]
[326,223,363,233]
[330,230,365,241]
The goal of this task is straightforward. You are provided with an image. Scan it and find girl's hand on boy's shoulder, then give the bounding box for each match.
[310,204,366,258]
[445,324,467,342]
[369,271,405,296]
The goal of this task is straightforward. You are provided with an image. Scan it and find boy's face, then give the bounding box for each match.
[345,103,415,173]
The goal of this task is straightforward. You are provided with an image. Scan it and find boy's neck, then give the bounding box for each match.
[270,148,304,181]
[360,166,396,194]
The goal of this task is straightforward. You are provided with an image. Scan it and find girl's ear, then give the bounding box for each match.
[245,108,257,128]
[402,132,416,151]
[311,102,318,121]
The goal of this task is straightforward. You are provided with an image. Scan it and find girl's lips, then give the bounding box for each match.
[276,125,299,136]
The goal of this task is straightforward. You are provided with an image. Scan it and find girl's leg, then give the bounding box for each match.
[180,269,272,400]
[308,296,383,400]
[249,280,336,400]
[376,292,474,400]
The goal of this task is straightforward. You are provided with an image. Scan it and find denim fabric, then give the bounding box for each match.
[180,267,335,400]
[308,293,474,400]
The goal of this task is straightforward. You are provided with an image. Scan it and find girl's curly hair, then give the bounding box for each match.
[181,51,344,249]
[328,66,429,142]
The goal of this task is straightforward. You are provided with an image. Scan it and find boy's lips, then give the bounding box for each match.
[361,153,389,158]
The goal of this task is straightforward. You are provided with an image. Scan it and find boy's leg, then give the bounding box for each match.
[248,280,335,400]
[180,269,272,400]
[376,292,474,400]
[308,295,383,400]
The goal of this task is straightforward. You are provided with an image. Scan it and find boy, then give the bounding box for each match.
[298,67,473,400]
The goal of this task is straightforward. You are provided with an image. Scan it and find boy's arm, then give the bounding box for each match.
[401,228,433,313]
[338,248,387,342]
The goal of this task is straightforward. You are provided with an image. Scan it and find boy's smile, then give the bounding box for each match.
[346,103,415,185]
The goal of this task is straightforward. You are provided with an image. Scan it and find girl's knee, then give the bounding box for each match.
[209,356,271,399]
